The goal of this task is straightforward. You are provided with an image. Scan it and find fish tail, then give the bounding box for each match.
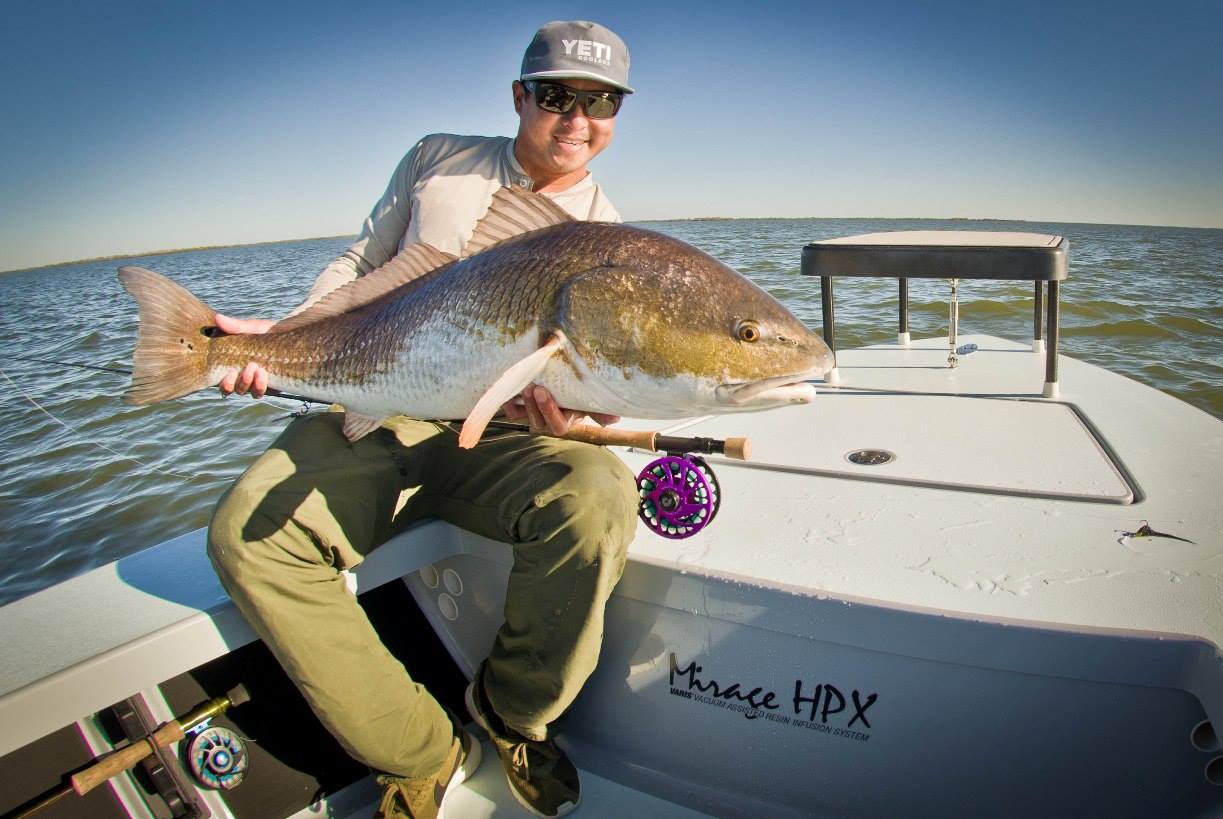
[117,266,219,404]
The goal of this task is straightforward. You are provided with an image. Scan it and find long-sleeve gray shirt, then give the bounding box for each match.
[295,133,620,313]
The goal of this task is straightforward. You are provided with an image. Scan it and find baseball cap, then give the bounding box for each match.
[520,20,633,94]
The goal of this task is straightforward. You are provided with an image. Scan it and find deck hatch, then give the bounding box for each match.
[662,394,1135,504]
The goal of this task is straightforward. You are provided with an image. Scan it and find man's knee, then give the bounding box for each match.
[576,447,638,545]
[205,460,321,587]
[525,444,638,563]
[206,480,270,584]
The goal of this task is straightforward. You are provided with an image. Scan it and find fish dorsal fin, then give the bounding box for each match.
[268,243,457,334]
[462,186,576,258]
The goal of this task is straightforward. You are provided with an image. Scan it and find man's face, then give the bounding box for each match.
[513,78,618,184]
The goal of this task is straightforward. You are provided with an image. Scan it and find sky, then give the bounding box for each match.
[1,0,1220,272]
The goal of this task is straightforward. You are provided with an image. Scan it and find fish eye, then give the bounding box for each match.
[735,320,761,343]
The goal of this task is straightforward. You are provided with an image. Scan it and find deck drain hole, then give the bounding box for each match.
[847,449,896,466]
[438,593,459,621]
[419,564,440,588]
[1192,720,1218,752]
[1207,757,1223,787]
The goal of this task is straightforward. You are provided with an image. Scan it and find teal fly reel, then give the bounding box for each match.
[184,724,248,790]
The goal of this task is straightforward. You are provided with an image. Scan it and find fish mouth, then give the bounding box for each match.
[715,373,819,408]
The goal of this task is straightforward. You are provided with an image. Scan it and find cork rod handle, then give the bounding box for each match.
[71,722,184,795]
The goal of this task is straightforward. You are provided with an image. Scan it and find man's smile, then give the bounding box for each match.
[554,135,588,151]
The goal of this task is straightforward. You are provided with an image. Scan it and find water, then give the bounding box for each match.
[0,220,1219,607]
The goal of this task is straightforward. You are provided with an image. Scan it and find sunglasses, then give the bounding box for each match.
[523,80,624,120]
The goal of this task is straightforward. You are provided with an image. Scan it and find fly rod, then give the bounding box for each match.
[487,420,751,461]
[5,685,249,819]
[12,355,752,459]
[11,356,750,538]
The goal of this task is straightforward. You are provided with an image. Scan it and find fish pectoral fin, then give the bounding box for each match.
[341,412,385,442]
[458,332,567,449]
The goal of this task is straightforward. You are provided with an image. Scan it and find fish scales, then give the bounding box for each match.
[192,224,605,408]
[119,188,834,447]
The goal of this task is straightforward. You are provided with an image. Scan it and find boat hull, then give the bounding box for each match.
[407,549,1223,818]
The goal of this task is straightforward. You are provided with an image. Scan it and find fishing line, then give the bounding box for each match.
[0,366,198,482]
[10,354,325,413]
[3,354,323,482]
[9,355,132,376]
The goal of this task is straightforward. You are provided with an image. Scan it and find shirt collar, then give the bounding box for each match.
[505,139,533,190]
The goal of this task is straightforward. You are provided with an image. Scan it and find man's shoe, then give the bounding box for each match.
[373,709,482,819]
[464,664,581,818]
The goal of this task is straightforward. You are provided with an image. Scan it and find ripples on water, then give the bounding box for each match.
[0,222,1219,606]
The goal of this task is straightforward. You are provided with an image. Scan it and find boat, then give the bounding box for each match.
[1,231,1220,818]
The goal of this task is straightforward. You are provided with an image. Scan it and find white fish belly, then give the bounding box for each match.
[268,327,548,421]
[541,354,724,419]
[541,368,717,419]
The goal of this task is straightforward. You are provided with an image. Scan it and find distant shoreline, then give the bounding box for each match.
[1,234,357,276]
[6,217,1220,275]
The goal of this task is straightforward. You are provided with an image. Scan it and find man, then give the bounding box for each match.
[206,20,637,819]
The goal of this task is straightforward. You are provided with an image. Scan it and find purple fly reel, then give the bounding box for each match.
[636,454,721,539]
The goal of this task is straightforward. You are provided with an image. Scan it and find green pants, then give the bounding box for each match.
[207,411,637,777]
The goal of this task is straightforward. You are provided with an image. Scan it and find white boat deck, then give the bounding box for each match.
[308,737,714,819]
[622,334,1221,646]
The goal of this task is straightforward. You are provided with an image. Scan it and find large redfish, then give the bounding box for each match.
[119,188,833,447]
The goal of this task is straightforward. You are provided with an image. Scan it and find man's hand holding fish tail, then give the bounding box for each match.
[213,314,273,398]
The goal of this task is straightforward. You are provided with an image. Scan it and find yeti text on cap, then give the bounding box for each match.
[564,38,614,66]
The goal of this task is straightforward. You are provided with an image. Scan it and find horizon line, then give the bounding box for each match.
[5,215,1220,275]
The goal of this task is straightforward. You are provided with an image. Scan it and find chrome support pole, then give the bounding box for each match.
[820,275,836,352]
[898,278,910,346]
[821,275,839,383]
[948,278,960,368]
[1033,281,1045,353]
[1043,280,1060,397]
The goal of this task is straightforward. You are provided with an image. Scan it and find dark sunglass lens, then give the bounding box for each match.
[584,94,619,119]
[536,83,577,113]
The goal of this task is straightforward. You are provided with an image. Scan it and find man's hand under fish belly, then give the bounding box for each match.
[501,384,621,436]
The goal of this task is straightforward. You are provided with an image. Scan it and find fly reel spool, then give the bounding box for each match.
[637,454,721,539]
[184,724,249,790]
